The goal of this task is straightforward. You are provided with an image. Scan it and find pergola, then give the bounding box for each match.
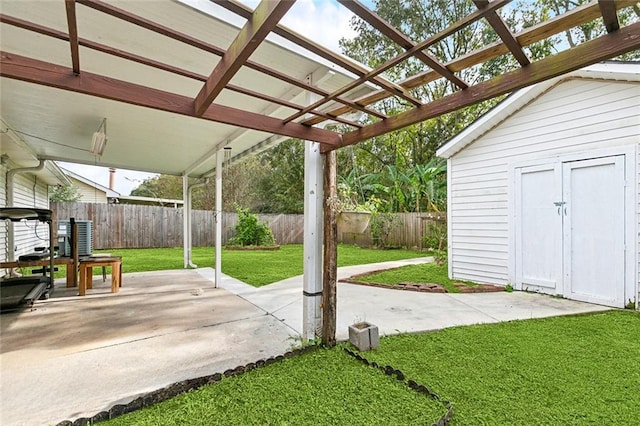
[1,0,639,345]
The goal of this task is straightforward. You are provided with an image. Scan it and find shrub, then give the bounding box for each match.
[229,206,276,246]
[422,220,447,264]
[370,212,402,248]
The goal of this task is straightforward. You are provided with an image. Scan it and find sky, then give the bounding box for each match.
[61,0,360,196]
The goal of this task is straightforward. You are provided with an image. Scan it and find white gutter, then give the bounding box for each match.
[5,160,45,262]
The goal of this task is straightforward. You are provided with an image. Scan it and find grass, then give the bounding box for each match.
[358,262,475,292]
[43,244,427,287]
[102,311,640,425]
[364,310,640,425]
[103,348,445,426]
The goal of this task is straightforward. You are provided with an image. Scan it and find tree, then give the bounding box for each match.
[255,139,306,213]
[129,156,270,211]
[49,185,82,202]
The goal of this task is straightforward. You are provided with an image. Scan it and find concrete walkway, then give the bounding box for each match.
[1,260,610,425]
[212,258,611,340]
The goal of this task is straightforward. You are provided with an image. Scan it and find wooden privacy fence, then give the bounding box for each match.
[51,202,444,250]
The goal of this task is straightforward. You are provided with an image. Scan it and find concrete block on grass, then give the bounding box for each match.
[348,322,379,351]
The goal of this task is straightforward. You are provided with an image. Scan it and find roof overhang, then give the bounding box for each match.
[2,0,639,176]
[1,119,72,186]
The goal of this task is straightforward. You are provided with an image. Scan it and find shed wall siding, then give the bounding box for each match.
[449,79,640,285]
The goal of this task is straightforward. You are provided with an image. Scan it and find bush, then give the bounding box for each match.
[370,212,401,248]
[229,206,276,246]
[422,220,447,264]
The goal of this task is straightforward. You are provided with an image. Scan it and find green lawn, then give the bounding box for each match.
[104,349,445,426]
[358,262,475,292]
[45,245,426,287]
[102,311,640,425]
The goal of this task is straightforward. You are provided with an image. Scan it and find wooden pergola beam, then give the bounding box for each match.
[214,0,421,109]
[302,0,635,127]
[338,0,468,89]
[285,0,509,124]
[328,21,640,151]
[75,0,385,121]
[0,14,363,130]
[193,0,294,116]
[598,0,620,33]
[64,0,80,74]
[0,52,342,146]
[473,0,529,66]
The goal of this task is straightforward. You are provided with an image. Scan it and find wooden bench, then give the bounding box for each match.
[78,256,122,296]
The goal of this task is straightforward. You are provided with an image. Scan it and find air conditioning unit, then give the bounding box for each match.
[57,220,93,256]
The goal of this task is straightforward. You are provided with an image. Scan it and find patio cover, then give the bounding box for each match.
[2,0,639,174]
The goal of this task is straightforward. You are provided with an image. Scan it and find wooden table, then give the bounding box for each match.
[78,256,122,296]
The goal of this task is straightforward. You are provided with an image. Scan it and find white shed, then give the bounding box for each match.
[437,62,639,309]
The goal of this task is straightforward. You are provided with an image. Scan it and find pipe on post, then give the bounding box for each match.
[186,179,208,268]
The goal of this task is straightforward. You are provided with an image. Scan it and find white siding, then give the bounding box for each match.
[69,177,108,203]
[1,168,51,262]
[449,79,640,285]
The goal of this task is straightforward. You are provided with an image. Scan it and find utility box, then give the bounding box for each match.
[57,220,93,256]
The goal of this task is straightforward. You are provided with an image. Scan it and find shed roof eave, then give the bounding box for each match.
[435,62,640,159]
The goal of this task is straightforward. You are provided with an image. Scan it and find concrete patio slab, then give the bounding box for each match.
[1,260,612,425]
[1,269,295,426]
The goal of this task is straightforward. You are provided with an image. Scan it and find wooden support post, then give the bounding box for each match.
[322,150,338,347]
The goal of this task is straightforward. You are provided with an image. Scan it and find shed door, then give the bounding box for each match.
[563,156,625,307]
[514,164,562,291]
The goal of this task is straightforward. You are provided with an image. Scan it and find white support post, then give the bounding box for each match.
[302,74,323,340]
[182,174,189,268]
[215,148,223,288]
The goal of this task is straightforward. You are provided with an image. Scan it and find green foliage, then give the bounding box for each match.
[422,220,447,264]
[505,284,514,293]
[370,212,402,248]
[256,139,305,213]
[49,185,82,202]
[364,311,640,425]
[229,206,275,247]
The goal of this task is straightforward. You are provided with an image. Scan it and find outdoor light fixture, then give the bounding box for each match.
[90,118,107,156]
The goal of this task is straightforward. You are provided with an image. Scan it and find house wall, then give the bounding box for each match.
[449,79,639,293]
[1,162,51,262]
[69,177,108,203]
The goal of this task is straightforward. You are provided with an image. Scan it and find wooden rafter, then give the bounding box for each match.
[284,0,508,124]
[64,0,80,74]
[0,14,363,130]
[598,0,620,33]
[302,0,636,127]
[75,0,386,121]
[193,0,293,116]
[328,20,640,151]
[213,0,421,109]
[338,0,468,89]
[473,0,529,66]
[0,52,342,146]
